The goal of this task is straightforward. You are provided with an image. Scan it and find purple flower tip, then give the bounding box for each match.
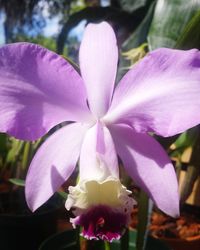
[73,205,127,242]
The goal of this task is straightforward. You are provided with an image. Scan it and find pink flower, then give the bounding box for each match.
[0,22,200,241]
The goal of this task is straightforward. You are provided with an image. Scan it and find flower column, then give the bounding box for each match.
[65,122,136,241]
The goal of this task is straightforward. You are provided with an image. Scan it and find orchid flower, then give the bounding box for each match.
[1,21,200,241]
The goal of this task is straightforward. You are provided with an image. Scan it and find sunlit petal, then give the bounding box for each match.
[79,22,118,117]
[105,48,200,137]
[110,124,179,217]
[25,122,89,211]
[0,43,92,140]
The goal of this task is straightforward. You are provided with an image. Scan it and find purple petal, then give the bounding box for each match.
[25,122,89,211]
[79,122,119,181]
[79,22,118,118]
[110,124,179,217]
[105,48,200,137]
[0,43,92,140]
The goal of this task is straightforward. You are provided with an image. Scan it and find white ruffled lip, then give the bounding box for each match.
[65,176,136,220]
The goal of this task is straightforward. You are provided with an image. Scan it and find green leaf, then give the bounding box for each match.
[122,1,156,50]
[169,127,199,159]
[148,0,200,50]
[117,2,155,81]
[117,0,153,13]
[180,164,199,203]
[179,134,200,202]
[155,134,179,150]
[9,178,25,186]
[175,127,199,150]
[176,9,200,49]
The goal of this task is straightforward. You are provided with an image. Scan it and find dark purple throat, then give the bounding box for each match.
[74,204,127,242]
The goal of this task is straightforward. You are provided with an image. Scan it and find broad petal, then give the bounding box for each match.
[0,43,92,140]
[104,48,200,137]
[79,22,118,118]
[110,124,179,217]
[25,122,89,211]
[79,122,119,182]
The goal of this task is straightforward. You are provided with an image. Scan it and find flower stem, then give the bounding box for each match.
[22,141,32,171]
[120,228,129,250]
[136,190,150,250]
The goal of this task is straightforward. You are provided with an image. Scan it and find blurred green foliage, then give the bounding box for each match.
[13,34,57,51]
[148,0,200,50]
